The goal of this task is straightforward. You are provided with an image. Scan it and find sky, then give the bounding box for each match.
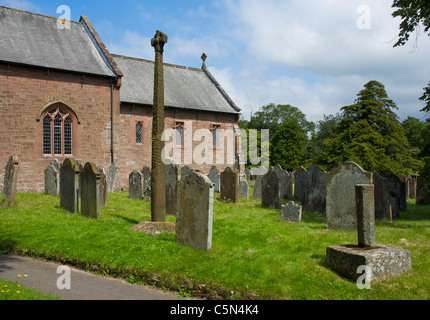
[2,0,429,123]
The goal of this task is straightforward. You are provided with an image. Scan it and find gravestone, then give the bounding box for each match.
[142,166,152,201]
[245,168,251,181]
[176,170,214,251]
[294,166,307,201]
[238,181,249,198]
[281,201,302,223]
[285,172,294,200]
[81,162,101,219]
[1,156,19,208]
[129,170,144,200]
[326,184,412,283]
[416,177,430,205]
[97,165,108,207]
[165,162,180,215]
[106,162,119,193]
[371,171,392,221]
[220,167,239,203]
[301,164,327,215]
[261,167,281,209]
[249,166,268,180]
[381,173,405,217]
[44,164,60,196]
[326,162,373,230]
[274,164,290,200]
[208,166,220,193]
[252,175,263,200]
[60,158,80,213]
[410,175,418,199]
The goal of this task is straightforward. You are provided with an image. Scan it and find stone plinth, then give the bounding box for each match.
[326,244,412,282]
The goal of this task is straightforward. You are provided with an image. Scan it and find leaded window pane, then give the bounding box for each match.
[136,123,143,144]
[43,116,51,155]
[64,117,72,155]
[54,115,62,154]
[176,126,183,146]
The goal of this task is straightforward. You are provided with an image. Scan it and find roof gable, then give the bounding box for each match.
[113,54,241,115]
[0,6,116,77]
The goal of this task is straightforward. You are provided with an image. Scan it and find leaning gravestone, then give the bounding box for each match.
[60,158,80,213]
[416,177,430,205]
[129,170,144,200]
[1,156,19,208]
[165,162,180,215]
[81,162,101,219]
[208,166,220,193]
[97,165,108,207]
[220,167,239,203]
[294,166,307,201]
[262,167,281,209]
[106,162,119,193]
[281,201,302,223]
[371,171,392,221]
[45,164,60,196]
[238,181,249,198]
[326,162,373,230]
[142,167,152,202]
[176,171,214,251]
[326,184,412,283]
[301,164,327,215]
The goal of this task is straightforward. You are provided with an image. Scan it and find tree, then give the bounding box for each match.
[392,0,430,113]
[401,116,429,157]
[270,119,308,172]
[313,81,420,174]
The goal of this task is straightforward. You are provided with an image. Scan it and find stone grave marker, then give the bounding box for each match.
[106,162,119,193]
[208,166,220,193]
[301,164,327,215]
[129,170,144,200]
[416,177,430,205]
[274,164,290,200]
[252,175,263,200]
[1,156,19,208]
[97,165,108,207]
[294,166,307,201]
[60,158,80,213]
[142,166,152,201]
[45,163,60,196]
[281,201,302,223]
[176,170,214,251]
[262,166,281,209]
[166,162,180,215]
[381,173,405,217]
[81,162,101,219]
[326,184,412,283]
[238,180,249,198]
[326,162,373,230]
[220,167,239,203]
[371,171,392,221]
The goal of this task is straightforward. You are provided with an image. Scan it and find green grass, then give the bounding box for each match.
[0,279,61,300]
[0,189,429,300]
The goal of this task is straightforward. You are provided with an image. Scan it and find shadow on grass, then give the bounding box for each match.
[111,214,140,225]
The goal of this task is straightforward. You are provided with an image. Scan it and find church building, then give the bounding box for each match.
[0,6,243,192]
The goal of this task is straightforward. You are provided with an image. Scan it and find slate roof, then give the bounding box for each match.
[0,6,116,77]
[113,54,241,114]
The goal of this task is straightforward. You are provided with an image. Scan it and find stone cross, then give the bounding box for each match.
[151,30,168,222]
[201,53,207,68]
[355,184,375,248]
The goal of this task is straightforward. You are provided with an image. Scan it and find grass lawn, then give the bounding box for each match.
[0,188,429,300]
[0,279,61,300]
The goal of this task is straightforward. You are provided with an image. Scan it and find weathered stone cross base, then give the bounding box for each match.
[326,244,412,283]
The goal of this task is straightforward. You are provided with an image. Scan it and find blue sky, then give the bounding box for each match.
[2,0,430,123]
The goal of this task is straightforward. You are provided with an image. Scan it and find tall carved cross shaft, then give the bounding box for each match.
[151,30,168,222]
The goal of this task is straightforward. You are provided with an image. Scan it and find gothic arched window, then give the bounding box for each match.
[43,106,73,156]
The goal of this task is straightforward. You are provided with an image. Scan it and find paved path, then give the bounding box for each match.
[0,254,185,300]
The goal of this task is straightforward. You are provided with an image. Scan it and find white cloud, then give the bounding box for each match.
[1,0,40,11]
[107,30,153,60]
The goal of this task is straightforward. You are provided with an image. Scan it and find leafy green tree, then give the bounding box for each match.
[401,116,429,157]
[313,80,420,174]
[270,119,307,171]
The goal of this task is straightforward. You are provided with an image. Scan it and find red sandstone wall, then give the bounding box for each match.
[0,64,120,193]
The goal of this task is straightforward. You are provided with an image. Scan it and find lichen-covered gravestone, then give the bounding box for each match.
[129,170,144,200]
[176,171,214,251]
[381,173,406,217]
[326,162,373,230]
[60,158,80,213]
[97,165,108,207]
[208,166,220,193]
[281,201,302,223]
[261,167,281,209]
[301,164,327,215]
[106,162,119,193]
[2,156,19,208]
[252,175,263,200]
[274,164,290,200]
[165,162,180,215]
[326,184,412,283]
[370,171,392,221]
[416,177,430,205]
[293,166,307,201]
[238,180,249,198]
[142,166,152,202]
[81,162,101,219]
[44,163,60,196]
[220,167,239,203]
